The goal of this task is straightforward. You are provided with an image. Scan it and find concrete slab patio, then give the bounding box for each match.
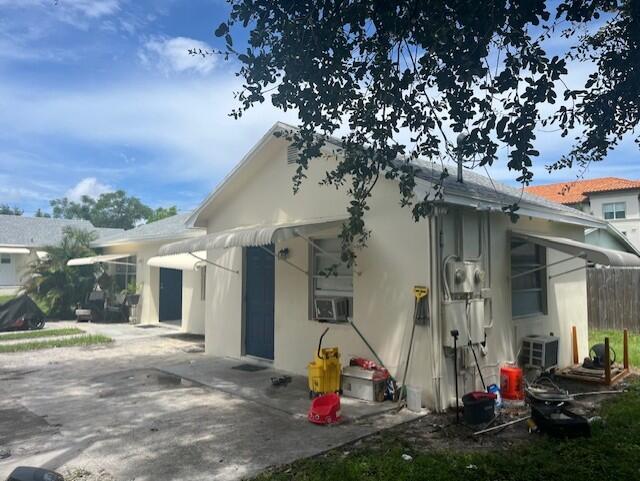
[0,323,422,481]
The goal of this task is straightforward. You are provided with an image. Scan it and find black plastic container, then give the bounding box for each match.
[462,391,496,425]
[531,404,591,438]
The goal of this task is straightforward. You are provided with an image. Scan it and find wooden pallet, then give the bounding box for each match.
[556,326,630,386]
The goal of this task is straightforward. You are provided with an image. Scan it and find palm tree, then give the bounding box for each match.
[23,227,98,319]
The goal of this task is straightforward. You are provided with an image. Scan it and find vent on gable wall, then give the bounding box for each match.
[287,145,299,164]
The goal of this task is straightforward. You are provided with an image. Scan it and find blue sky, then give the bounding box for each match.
[0,1,638,216]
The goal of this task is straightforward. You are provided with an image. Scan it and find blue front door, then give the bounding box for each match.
[159,267,182,323]
[244,245,275,360]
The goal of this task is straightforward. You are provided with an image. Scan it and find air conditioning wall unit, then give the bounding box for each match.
[314,297,350,322]
[520,335,560,371]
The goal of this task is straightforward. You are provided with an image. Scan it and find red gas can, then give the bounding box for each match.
[500,365,524,400]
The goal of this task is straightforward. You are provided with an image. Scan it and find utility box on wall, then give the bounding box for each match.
[446,260,485,295]
[442,298,485,347]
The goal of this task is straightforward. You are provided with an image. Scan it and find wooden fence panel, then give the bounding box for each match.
[587,267,640,333]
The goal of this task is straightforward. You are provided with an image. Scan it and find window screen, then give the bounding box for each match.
[603,202,626,220]
[310,238,353,320]
[511,239,547,318]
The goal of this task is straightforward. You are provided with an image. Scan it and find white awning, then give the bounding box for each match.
[36,251,49,260]
[147,251,207,271]
[513,232,640,267]
[0,247,30,254]
[67,253,134,267]
[158,217,346,256]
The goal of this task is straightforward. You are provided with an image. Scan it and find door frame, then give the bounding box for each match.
[241,245,275,361]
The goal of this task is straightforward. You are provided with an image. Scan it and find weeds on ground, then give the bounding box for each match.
[589,329,639,367]
[0,327,84,341]
[0,334,112,353]
[254,383,640,481]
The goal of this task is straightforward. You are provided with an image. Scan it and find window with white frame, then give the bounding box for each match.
[200,266,207,301]
[114,255,137,292]
[511,239,547,318]
[310,238,353,320]
[603,202,626,220]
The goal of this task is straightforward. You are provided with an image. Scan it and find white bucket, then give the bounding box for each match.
[406,385,422,412]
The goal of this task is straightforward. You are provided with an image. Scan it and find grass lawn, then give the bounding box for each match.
[254,383,640,481]
[0,334,112,353]
[589,329,639,367]
[0,294,15,305]
[0,327,84,341]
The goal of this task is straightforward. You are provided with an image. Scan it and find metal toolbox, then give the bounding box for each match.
[341,366,386,402]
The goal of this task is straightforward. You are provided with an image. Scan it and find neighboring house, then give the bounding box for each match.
[527,178,640,253]
[0,215,122,296]
[67,213,206,334]
[157,122,639,411]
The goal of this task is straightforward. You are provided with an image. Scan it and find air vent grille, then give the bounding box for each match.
[287,145,299,164]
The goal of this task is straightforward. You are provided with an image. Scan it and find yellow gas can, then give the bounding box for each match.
[308,328,341,396]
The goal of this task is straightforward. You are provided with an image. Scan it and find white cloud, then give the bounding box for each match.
[140,36,216,75]
[65,177,112,201]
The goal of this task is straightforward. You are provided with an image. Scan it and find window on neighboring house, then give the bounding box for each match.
[603,202,626,220]
[511,239,547,318]
[310,238,353,321]
[200,266,207,301]
[114,255,137,292]
[0,255,10,264]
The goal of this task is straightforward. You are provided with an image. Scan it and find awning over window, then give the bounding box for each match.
[513,232,640,267]
[0,247,30,254]
[147,251,207,271]
[67,253,134,267]
[158,217,347,256]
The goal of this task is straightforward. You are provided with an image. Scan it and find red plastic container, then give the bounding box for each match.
[308,392,341,425]
[500,365,524,400]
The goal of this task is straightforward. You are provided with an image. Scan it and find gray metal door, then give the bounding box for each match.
[244,245,275,359]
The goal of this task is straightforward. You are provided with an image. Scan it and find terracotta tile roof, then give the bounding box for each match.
[525,177,640,205]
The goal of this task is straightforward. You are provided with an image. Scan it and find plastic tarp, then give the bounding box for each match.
[158,217,346,256]
[0,294,46,331]
[147,251,207,271]
[67,253,133,267]
[513,232,640,267]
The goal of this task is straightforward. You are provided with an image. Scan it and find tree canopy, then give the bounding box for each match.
[49,190,178,229]
[0,204,23,216]
[214,0,639,263]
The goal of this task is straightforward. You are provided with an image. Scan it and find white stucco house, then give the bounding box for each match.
[0,215,121,296]
[157,123,640,411]
[527,177,640,254]
[67,213,207,334]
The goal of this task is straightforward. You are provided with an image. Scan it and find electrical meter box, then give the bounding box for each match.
[446,260,485,295]
[442,298,485,347]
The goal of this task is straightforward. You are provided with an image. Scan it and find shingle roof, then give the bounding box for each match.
[404,159,603,226]
[0,215,123,248]
[93,213,203,247]
[525,177,640,205]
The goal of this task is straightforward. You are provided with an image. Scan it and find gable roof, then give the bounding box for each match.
[526,177,640,205]
[93,212,204,247]
[187,122,606,230]
[0,215,122,248]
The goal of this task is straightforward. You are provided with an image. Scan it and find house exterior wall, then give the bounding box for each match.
[587,191,640,248]
[0,252,37,295]
[201,136,590,410]
[104,241,205,334]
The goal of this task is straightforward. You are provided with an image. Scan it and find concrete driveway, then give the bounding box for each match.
[0,323,420,481]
